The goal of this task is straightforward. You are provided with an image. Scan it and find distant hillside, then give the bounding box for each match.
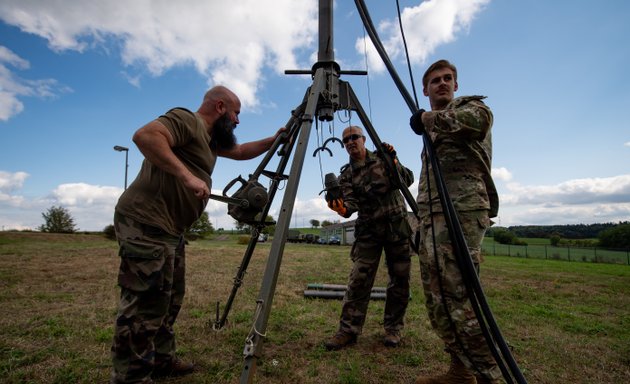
[488,222,628,239]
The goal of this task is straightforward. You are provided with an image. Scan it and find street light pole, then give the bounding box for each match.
[113,145,129,190]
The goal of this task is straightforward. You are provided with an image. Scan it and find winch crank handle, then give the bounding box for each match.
[208,193,250,208]
[222,175,247,197]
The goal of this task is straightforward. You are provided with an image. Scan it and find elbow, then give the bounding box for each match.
[132,131,142,146]
[132,128,150,149]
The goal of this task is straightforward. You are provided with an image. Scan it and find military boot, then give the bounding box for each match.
[324,331,357,351]
[152,357,195,378]
[383,330,401,347]
[415,354,475,384]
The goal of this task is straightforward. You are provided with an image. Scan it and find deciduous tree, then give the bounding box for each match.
[39,206,77,233]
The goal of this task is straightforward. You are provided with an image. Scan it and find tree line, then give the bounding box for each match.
[489,223,621,239]
[487,222,630,249]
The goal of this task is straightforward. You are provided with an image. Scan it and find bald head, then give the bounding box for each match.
[202,86,239,108]
[196,85,241,128]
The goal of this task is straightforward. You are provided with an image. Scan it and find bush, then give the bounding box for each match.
[550,234,561,246]
[598,223,630,249]
[493,228,517,245]
[103,225,117,241]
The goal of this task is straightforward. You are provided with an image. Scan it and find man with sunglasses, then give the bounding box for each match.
[409,60,501,384]
[324,125,415,351]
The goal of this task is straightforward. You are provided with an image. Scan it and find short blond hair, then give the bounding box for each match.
[422,59,457,88]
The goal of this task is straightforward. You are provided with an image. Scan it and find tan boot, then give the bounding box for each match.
[415,354,475,384]
[324,331,357,351]
[383,330,401,347]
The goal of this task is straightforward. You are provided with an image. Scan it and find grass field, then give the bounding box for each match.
[0,232,629,383]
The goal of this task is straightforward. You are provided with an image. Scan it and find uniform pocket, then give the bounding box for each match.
[387,213,412,241]
[118,238,166,292]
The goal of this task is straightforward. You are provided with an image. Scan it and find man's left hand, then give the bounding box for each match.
[382,142,398,164]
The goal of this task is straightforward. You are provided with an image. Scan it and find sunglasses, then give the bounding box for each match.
[342,134,364,144]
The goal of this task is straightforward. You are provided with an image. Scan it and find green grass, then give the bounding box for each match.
[0,231,629,383]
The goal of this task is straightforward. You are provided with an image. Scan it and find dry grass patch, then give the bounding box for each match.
[0,232,629,383]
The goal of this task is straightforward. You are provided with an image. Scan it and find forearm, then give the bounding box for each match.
[219,136,275,160]
[219,127,287,160]
[424,103,492,139]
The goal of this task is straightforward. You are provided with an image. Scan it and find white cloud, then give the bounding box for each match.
[502,175,630,206]
[0,179,122,231]
[0,45,70,121]
[624,141,630,147]
[0,170,29,192]
[496,174,630,226]
[498,203,630,227]
[357,0,491,73]
[51,182,121,205]
[0,0,318,110]
[492,167,512,182]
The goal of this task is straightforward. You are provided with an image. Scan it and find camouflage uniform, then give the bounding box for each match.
[111,213,185,384]
[417,96,502,380]
[111,108,215,383]
[336,149,414,335]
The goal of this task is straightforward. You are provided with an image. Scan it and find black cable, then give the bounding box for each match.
[397,0,482,373]
[395,0,420,109]
[354,1,527,383]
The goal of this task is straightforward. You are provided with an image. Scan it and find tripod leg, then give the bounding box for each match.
[342,81,420,217]
[212,107,305,330]
[239,68,329,384]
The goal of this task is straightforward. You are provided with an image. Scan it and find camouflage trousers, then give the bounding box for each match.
[110,212,186,384]
[418,210,501,380]
[338,234,411,335]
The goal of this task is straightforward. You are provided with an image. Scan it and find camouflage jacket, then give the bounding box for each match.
[418,95,499,218]
[338,149,414,236]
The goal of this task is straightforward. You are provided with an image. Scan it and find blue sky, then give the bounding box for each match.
[1,0,629,232]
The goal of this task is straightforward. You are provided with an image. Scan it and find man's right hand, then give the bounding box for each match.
[183,175,210,200]
[409,109,426,135]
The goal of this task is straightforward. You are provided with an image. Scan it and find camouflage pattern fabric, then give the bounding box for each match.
[335,149,414,335]
[110,212,186,384]
[339,233,411,335]
[418,210,502,380]
[417,96,499,218]
[416,94,502,380]
[339,149,414,222]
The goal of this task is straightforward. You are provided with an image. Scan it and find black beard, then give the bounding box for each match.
[210,113,237,150]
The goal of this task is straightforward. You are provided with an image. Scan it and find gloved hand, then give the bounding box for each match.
[327,198,347,217]
[409,109,426,135]
[382,142,398,164]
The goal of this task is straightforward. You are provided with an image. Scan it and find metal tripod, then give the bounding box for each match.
[210,1,526,383]
[232,1,420,382]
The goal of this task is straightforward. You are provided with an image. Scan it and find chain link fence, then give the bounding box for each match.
[482,242,630,265]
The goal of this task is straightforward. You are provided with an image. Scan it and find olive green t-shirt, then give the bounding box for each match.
[115,108,217,235]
